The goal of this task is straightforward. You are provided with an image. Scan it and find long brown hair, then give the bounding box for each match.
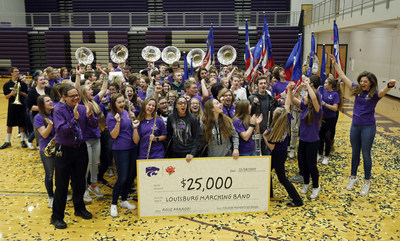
[326,77,343,111]
[232,100,250,128]
[202,99,233,145]
[304,90,322,125]
[37,95,52,120]
[137,98,158,122]
[109,93,124,116]
[350,71,378,98]
[267,107,290,143]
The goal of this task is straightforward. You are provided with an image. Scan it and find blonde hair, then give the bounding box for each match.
[232,100,250,128]
[267,107,290,143]
[189,97,204,121]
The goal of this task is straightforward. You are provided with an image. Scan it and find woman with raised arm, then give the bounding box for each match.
[263,83,303,207]
[133,98,167,159]
[106,93,138,217]
[288,76,322,199]
[329,54,396,195]
[34,95,56,207]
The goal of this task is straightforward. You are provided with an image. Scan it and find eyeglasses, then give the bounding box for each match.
[159,102,168,105]
[67,94,80,98]
[177,101,187,105]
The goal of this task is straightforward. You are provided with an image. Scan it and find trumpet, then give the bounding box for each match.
[110,44,129,64]
[75,47,94,66]
[12,81,22,105]
[187,48,205,68]
[161,46,181,64]
[217,45,237,66]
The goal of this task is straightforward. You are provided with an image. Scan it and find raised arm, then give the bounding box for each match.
[329,53,352,89]
[97,64,109,100]
[304,77,320,112]
[378,79,396,98]
[287,81,300,109]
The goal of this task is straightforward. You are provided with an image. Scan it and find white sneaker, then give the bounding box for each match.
[301,184,311,194]
[317,155,323,162]
[360,181,371,196]
[346,177,359,190]
[322,157,329,165]
[120,200,136,210]
[88,185,104,198]
[310,186,321,199]
[27,142,34,150]
[110,204,118,217]
[288,150,295,159]
[49,197,54,208]
[83,189,93,202]
[66,195,72,201]
[108,168,114,177]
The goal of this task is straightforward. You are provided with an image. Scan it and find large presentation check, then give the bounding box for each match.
[137,156,271,217]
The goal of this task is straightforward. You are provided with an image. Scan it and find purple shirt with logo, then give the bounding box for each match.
[34,113,55,152]
[233,118,255,154]
[351,83,381,126]
[321,90,339,119]
[299,101,321,142]
[137,117,167,159]
[223,105,235,118]
[106,110,135,150]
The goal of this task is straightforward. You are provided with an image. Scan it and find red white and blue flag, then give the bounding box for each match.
[248,38,263,82]
[261,15,274,74]
[244,21,253,79]
[284,35,302,81]
[333,21,343,78]
[202,26,214,70]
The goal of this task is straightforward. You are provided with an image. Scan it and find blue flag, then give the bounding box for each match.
[320,44,326,86]
[291,36,303,82]
[183,54,189,83]
[307,33,315,77]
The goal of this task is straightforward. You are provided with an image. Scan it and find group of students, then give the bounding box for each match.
[1,55,396,228]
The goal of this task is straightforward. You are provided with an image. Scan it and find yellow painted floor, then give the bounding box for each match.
[0,79,399,240]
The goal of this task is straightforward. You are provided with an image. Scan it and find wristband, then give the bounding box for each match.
[249,124,256,128]
[387,83,395,88]
[156,136,159,142]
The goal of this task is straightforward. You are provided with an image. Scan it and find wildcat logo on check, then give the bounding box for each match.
[146,167,160,177]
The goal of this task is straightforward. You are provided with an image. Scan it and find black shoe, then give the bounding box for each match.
[0,142,11,149]
[74,209,93,219]
[287,201,303,207]
[21,141,27,148]
[50,217,67,229]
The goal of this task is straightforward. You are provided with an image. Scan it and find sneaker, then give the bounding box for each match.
[66,195,72,201]
[290,174,304,183]
[288,150,295,159]
[317,155,323,162]
[110,205,118,217]
[50,217,67,229]
[120,200,136,210]
[301,184,311,194]
[310,186,321,199]
[360,181,371,196]
[0,142,11,149]
[322,156,329,165]
[83,189,93,202]
[108,167,114,177]
[346,177,359,190]
[27,142,34,150]
[21,141,27,148]
[88,185,104,198]
[17,133,21,137]
[49,197,54,208]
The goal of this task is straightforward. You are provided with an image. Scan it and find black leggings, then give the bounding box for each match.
[298,140,319,188]
[270,149,302,205]
[318,117,337,156]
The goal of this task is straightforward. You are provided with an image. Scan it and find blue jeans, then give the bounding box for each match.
[239,149,258,156]
[350,124,376,180]
[112,148,137,204]
[40,151,56,197]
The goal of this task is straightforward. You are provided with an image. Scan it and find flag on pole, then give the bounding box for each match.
[183,54,189,83]
[320,44,326,86]
[307,33,315,77]
[261,15,274,74]
[190,58,193,77]
[333,21,343,78]
[202,26,214,70]
[284,35,301,81]
[244,21,253,78]
[291,36,303,82]
[248,38,263,82]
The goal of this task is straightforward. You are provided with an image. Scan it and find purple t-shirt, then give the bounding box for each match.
[351,83,381,126]
[223,105,235,118]
[233,118,255,154]
[33,113,55,152]
[272,81,289,98]
[138,89,146,101]
[299,100,321,142]
[321,90,340,119]
[85,95,101,140]
[137,117,167,159]
[106,110,135,150]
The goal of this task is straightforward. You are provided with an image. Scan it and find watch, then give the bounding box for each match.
[156,136,159,142]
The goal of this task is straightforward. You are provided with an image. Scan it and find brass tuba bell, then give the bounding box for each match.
[110,44,129,64]
[12,81,22,105]
[75,47,94,66]
[161,46,181,64]
[142,46,161,63]
[187,48,205,68]
[217,45,237,66]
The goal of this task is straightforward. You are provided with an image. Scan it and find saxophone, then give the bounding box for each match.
[43,137,56,157]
